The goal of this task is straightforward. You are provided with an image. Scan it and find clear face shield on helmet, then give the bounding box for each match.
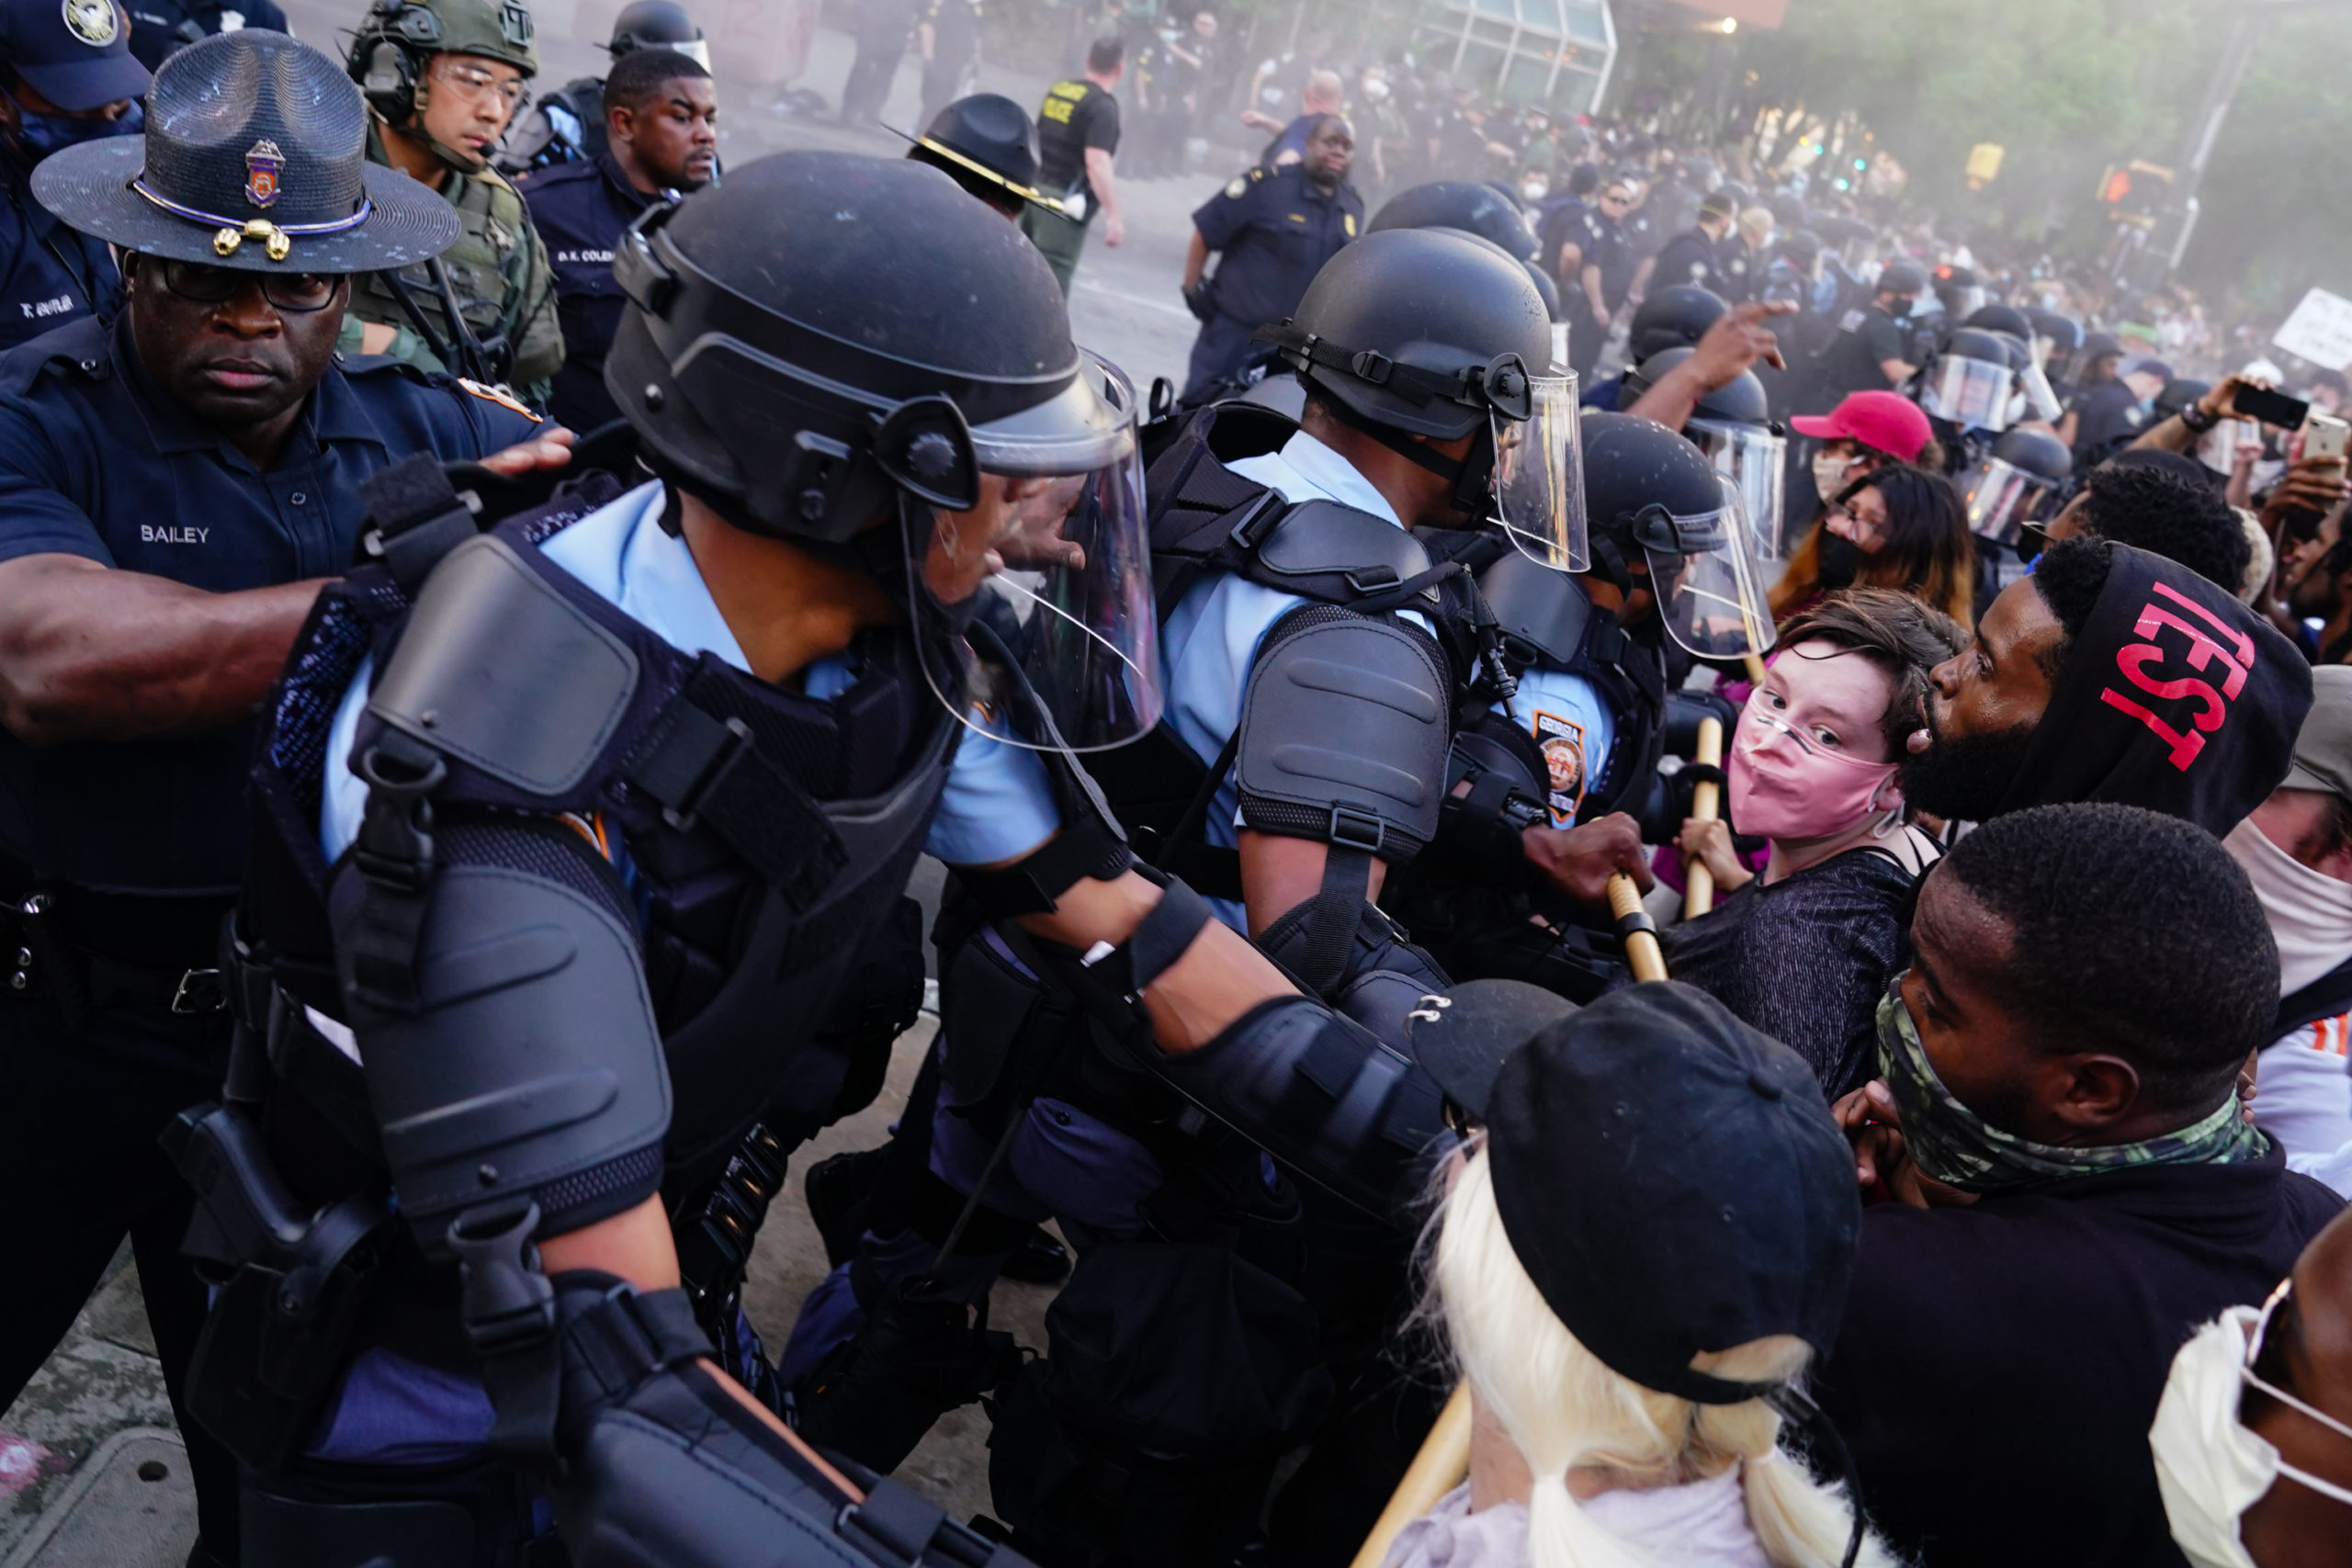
[1958,456,2060,547]
[1493,373,1589,574]
[1918,350,2014,434]
[908,350,1163,753]
[1686,415,1789,561]
[1634,475,1777,661]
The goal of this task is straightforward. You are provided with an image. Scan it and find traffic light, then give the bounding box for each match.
[2102,167,2133,205]
[2098,160,2173,223]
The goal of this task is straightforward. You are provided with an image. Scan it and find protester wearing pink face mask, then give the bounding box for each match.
[1666,590,1966,1095]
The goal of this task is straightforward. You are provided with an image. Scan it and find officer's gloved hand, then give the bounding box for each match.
[1521,812,1650,912]
[1182,280,1217,322]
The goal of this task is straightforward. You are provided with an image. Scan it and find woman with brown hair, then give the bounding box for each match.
[1769,463,1975,627]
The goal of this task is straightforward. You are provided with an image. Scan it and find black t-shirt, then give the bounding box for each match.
[1650,227,1723,296]
[1657,846,1921,1099]
[1038,77,1121,202]
[1817,1147,2341,1568]
[1804,303,1909,412]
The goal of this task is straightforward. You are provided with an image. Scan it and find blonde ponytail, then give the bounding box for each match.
[1425,1148,1892,1568]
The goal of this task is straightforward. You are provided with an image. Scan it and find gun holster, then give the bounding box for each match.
[166,1102,393,1472]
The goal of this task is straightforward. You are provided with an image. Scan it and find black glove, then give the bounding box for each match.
[1182,280,1217,322]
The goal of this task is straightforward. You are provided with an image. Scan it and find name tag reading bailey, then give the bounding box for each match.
[2098,581,2256,772]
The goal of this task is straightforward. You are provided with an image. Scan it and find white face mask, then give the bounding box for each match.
[1521,180,1548,203]
[2152,1288,2352,1568]
[2222,818,2352,994]
[1813,452,1854,503]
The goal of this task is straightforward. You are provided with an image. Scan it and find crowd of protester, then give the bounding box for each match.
[0,3,2349,1568]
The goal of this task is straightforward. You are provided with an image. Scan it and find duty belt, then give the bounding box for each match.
[0,883,232,1025]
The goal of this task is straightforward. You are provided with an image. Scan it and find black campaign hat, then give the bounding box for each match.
[33,29,458,273]
[1408,978,1573,1125]
[1486,983,1860,1405]
[889,93,1057,211]
[0,0,149,113]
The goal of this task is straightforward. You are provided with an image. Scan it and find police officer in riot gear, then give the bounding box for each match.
[501,0,707,173]
[1580,281,1725,410]
[784,227,1566,1562]
[1389,412,1774,1002]
[344,0,562,399]
[198,148,1436,1567]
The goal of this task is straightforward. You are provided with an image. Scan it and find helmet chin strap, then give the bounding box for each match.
[1304,371,1498,520]
[389,95,492,176]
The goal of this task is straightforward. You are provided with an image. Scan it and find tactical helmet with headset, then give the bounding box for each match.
[607,150,1158,750]
[348,0,537,170]
[1254,226,1583,570]
[609,0,708,66]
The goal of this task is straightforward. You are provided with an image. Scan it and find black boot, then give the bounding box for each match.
[791,1276,1024,1472]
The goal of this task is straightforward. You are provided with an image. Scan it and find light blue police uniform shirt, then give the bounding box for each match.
[1159,429,1430,931]
[1498,665,1616,828]
[322,480,1061,867]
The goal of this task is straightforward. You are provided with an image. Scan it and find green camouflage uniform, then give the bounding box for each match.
[338,0,560,405]
[342,120,561,404]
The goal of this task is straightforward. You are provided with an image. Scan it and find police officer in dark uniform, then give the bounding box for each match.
[1794,257,1925,416]
[518,42,714,430]
[1179,114,1360,401]
[1648,186,1735,300]
[0,0,144,352]
[499,0,706,173]
[0,31,560,1562]
[123,0,287,70]
[198,144,1428,1567]
[1566,172,1635,376]
[1580,281,1724,411]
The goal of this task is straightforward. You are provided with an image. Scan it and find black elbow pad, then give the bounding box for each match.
[334,837,671,1251]
[1234,607,1450,864]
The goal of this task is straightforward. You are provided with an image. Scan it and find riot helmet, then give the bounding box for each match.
[1623,347,1786,564]
[1933,264,1984,321]
[1963,303,2033,342]
[1580,412,1774,661]
[607,152,1159,751]
[1366,179,1541,264]
[1877,260,1927,308]
[347,0,538,173]
[610,0,707,69]
[1257,227,1584,572]
[1627,284,1726,363]
[1918,325,2016,434]
[1958,427,2072,547]
[1775,228,1822,276]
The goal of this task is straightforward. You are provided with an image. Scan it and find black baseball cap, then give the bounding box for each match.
[1485,983,1860,1405]
[0,0,149,112]
[1408,978,1574,1125]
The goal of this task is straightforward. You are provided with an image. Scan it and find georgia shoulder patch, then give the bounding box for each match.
[457,378,540,420]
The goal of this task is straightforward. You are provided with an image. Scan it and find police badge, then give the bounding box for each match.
[243,139,283,209]
[62,0,119,46]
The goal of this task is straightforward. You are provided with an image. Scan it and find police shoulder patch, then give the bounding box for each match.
[458,378,541,420]
[1226,175,1248,198]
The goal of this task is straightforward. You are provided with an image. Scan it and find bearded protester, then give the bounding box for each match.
[2153,1201,2352,1568]
[1901,535,2312,838]
[2224,665,2352,1196]
[1669,590,1965,1097]
[1396,983,1894,1568]
[1816,804,2342,1566]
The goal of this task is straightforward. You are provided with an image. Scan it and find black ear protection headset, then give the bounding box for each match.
[347,0,444,122]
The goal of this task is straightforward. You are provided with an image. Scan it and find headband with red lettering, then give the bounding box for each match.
[1996,543,2312,838]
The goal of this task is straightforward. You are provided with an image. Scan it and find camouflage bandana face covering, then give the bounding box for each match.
[1873,983,2263,1193]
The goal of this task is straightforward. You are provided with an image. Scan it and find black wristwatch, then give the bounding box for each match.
[2180,400,2223,434]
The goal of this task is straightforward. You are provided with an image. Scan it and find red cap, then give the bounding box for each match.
[1790,390,1933,464]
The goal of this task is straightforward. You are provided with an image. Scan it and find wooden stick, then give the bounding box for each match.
[1609,872,1668,983]
[1347,1384,1475,1568]
[1681,716,1726,919]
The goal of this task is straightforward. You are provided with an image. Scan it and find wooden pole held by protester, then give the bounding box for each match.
[1347,1384,1475,1568]
[1609,873,1668,983]
[1681,716,1727,920]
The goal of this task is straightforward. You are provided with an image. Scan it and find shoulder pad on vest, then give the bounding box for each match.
[1204,400,1297,464]
[368,535,641,796]
[1251,499,1435,604]
[1476,547,1593,669]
